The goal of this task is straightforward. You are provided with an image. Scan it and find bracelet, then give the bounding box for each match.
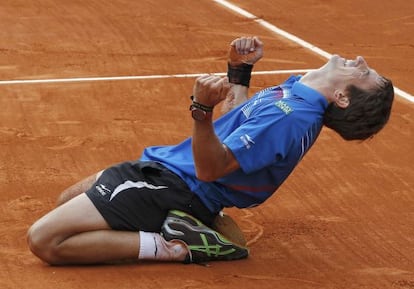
[190,95,214,112]
[227,63,253,87]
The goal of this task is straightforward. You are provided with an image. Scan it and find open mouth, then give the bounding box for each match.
[345,56,365,67]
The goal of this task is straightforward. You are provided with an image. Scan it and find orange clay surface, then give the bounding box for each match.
[0,1,413,288]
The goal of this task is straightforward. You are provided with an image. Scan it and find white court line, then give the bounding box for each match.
[0,69,313,85]
[0,1,412,103]
[213,0,414,103]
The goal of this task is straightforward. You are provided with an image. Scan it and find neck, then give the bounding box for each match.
[300,71,334,103]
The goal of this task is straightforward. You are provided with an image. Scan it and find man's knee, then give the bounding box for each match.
[27,221,63,265]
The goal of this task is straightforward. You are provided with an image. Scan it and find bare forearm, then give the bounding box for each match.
[191,119,230,181]
[190,35,265,180]
[222,36,263,113]
[221,84,249,114]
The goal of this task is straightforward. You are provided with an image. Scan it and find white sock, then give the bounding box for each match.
[138,231,187,261]
[138,231,158,260]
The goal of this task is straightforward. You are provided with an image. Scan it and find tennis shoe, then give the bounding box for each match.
[161,210,249,264]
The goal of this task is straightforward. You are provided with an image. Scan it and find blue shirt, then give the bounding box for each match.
[141,76,328,213]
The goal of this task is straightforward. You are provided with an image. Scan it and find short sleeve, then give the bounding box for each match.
[223,106,297,174]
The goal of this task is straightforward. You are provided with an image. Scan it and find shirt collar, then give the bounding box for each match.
[291,79,329,110]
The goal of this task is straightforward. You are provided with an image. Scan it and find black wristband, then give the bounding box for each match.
[227,63,253,87]
[190,95,214,112]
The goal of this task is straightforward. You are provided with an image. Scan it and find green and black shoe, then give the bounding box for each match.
[161,210,249,264]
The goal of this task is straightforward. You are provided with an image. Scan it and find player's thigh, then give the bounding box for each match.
[56,170,104,205]
[29,193,110,245]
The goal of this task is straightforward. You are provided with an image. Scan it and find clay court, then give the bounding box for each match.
[1,0,413,288]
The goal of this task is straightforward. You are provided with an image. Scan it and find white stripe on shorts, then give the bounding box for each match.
[110,180,168,201]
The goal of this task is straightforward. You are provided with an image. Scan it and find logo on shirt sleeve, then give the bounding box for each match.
[240,134,255,149]
[275,100,293,114]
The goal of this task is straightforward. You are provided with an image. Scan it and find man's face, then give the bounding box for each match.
[322,55,384,91]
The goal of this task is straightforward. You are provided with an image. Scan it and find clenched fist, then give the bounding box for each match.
[192,75,230,108]
[229,36,264,66]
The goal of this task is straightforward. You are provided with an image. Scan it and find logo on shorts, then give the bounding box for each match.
[96,184,112,196]
[110,180,168,201]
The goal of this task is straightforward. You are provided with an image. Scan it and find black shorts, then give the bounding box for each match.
[85,160,216,232]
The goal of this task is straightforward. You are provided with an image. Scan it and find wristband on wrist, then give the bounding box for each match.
[189,95,214,112]
[227,63,253,87]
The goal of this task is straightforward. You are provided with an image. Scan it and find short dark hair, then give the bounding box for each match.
[323,77,394,140]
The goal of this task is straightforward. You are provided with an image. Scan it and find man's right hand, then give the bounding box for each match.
[228,36,264,66]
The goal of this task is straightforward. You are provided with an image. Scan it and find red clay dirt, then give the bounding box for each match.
[0,1,413,288]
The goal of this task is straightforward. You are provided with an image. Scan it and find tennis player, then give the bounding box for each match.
[28,36,394,265]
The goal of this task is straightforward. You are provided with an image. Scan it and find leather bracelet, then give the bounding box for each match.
[190,95,214,112]
[227,63,253,87]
